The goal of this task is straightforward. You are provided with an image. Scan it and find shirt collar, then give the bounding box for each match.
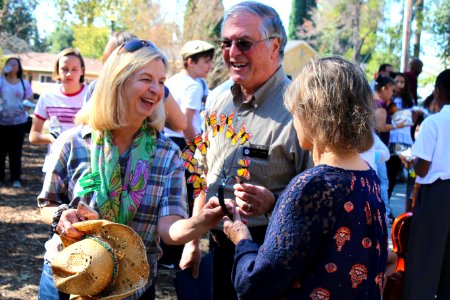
[441,104,450,113]
[231,66,288,108]
[81,125,93,139]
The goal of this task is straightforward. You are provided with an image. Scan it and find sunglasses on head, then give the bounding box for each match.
[217,37,275,52]
[118,39,156,53]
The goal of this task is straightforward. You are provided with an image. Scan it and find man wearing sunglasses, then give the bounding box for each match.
[179,2,310,299]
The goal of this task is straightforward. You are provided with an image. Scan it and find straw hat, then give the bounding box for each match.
[52,220,149,299]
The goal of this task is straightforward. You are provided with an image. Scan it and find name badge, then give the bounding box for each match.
[243,146,269,159]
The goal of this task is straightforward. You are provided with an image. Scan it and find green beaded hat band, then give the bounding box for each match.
[52,220,149,299]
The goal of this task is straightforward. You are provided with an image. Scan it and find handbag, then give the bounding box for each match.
[18,78,34,133]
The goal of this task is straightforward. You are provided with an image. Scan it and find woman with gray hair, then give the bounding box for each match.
[221,56,388,299]
[37,39,227,300]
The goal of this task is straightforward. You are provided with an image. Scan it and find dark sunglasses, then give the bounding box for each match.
[217,37,275,52]
[118,39,156,53]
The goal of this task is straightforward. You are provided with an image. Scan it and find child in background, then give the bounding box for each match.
[404,69,450,299]
[29,48,87,173]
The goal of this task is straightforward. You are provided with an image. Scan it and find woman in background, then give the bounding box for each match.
[222,57,388,299]
[374,75,407,222]
[387,72,416,211]
[0,57,34,188]
[29,48,87,173]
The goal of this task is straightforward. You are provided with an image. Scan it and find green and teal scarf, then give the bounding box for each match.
[79,122,156,225]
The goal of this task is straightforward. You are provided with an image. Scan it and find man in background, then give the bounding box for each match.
[404,58,423,105]
[370,63,393,91]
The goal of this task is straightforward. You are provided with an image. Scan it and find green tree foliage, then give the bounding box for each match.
[73,0,103,25]
[427,0,450,64]
[52,0,182,63]
[54,0,110,26]
[114,0,181,66]
[1,0,37,42]
[298,0,382,63]
[0,0,44,52]
[365,24,402,79]
[72,25,109,58]
[412,0,424,58]
[32,30,48,52]
[0,48,5,66]
[183,0,225,88]
[288,0,316,40]
[47,25,74,53]
[183,0,224,42]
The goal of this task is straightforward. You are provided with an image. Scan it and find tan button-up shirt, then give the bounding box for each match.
[202,66,310,227]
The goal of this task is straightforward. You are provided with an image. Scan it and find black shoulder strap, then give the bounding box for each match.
[20,78,26,99]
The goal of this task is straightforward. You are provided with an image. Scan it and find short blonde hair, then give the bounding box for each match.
[76,41,167,131]
[284,56,374,153]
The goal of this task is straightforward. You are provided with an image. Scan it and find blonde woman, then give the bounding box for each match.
[84,31,187,132]
[37,40,226,300]
[222,57,388,299]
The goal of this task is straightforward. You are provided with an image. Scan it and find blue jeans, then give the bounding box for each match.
[376,161,391,217]
[38,261,69,300]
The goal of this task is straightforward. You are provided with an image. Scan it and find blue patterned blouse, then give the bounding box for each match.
[232,165,388,300]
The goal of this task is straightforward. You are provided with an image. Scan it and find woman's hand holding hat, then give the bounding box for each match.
[57,209,84,246]
[52,220,149,299]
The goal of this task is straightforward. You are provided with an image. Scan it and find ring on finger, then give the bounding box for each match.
[246,203,251,212]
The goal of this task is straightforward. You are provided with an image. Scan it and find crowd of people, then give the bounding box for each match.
[0,1,449,299]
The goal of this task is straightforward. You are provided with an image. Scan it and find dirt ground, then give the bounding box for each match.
[0,138,178,299]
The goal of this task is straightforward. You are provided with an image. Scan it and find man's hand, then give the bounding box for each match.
[233,183,275,217]
[179,240,202,278]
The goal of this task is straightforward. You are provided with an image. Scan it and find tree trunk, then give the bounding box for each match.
[413,0,424,57]
[352,0,362,62]
[401,0,414,71]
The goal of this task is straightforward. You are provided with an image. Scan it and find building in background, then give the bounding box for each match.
[282,40,318,78]
[4,52,102,95]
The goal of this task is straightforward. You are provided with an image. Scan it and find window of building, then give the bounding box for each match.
[39,74,54,83]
